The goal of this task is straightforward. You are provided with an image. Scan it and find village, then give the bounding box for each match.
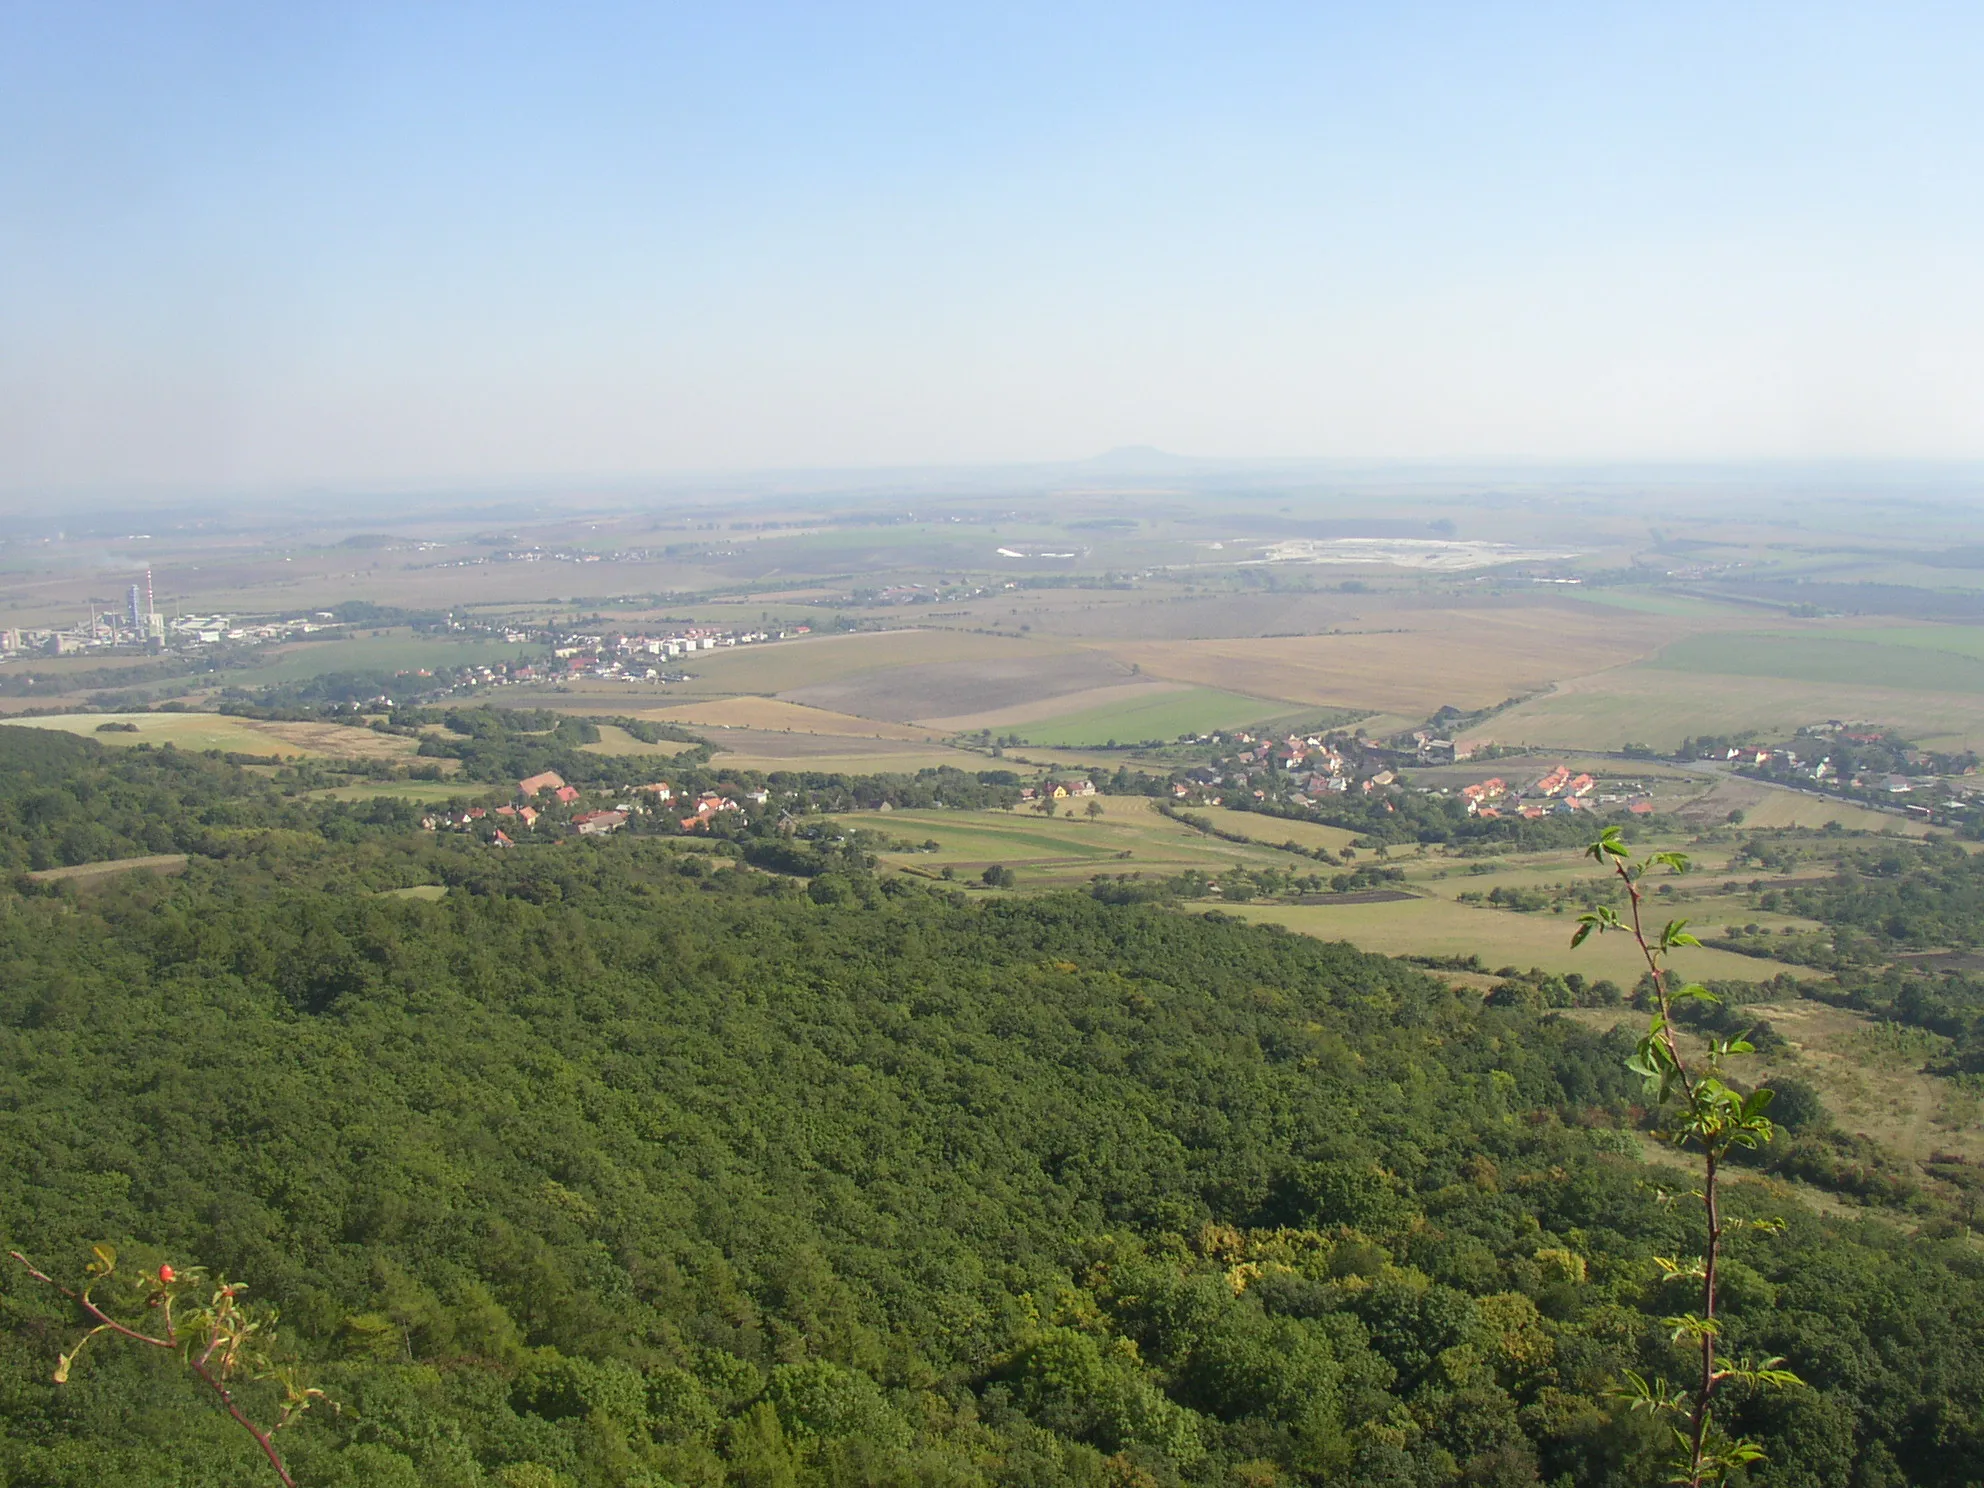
[539,622,804,684]
[419,768,778,845]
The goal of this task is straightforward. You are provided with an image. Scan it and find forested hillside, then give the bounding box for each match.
[0,729,429,874]
[0,736,1979,1487]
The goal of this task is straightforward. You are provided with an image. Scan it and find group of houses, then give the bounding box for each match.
[1457,766,1609,820]
[1016,779,1098,804]
[421,768,764,843]
[545,625,807,685]
[1174,730,1406,807]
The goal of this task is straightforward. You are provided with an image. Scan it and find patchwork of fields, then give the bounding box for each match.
[848,801,1822,985]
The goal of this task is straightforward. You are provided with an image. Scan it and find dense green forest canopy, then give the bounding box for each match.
[0,731,1980,1486]
[0,728,418,873]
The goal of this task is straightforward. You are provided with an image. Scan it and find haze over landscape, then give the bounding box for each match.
[5,7,1984,1488]
[6,2,1984,494]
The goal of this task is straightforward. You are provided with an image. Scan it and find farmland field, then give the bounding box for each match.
[921,680,1190,732]
[636,696,944,741]
[1466,666,1984,752]
[578,724,700,757]
[677,629,1057,700]
[1176,806,1361,855]
[1568,589,1762,619]
[850,801,1822,982]
[1002,685,1287,745]
[1647,630,1984,693]
[4,712,426,761]
[851,798,1312,887]
[1099,606,1677,715]
[707,734,976,774]
[782,644,1121,723]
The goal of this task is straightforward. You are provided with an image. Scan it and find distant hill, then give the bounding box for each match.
[1075,444,1208,474]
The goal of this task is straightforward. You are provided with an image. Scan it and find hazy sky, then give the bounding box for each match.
[4,2,1981,493]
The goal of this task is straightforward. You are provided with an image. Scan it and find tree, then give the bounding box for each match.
[1085,800,1104,822]
[11,1247,329,1487]
[1573,826,1800,1486]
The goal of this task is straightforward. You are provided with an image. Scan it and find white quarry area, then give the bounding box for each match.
[1258,538,1582,570]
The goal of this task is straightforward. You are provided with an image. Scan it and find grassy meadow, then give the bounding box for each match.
[309,780,490,804]
[1008,685,1286,745]
[578,724,700,757]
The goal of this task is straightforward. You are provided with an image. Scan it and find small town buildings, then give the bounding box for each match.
[518,770,566,797]
[573,810,627,835]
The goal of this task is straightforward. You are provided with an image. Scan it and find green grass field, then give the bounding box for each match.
[1647,631,1984,693]
[1223,896,1817,984]
[1570,589,1761,619]
[1181,806,1361,856]
[849,799,1310,889]
[1841,625,1984,660]
[377,884,450,901]
[580,724,700,757]
[310,780,489,804]
[1011,687,1287,745]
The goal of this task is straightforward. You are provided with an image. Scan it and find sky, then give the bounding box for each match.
[3,2,1982,495]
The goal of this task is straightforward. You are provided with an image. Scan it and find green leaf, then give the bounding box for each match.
[1587,827,1629,862]
[1658,920,1700,950]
